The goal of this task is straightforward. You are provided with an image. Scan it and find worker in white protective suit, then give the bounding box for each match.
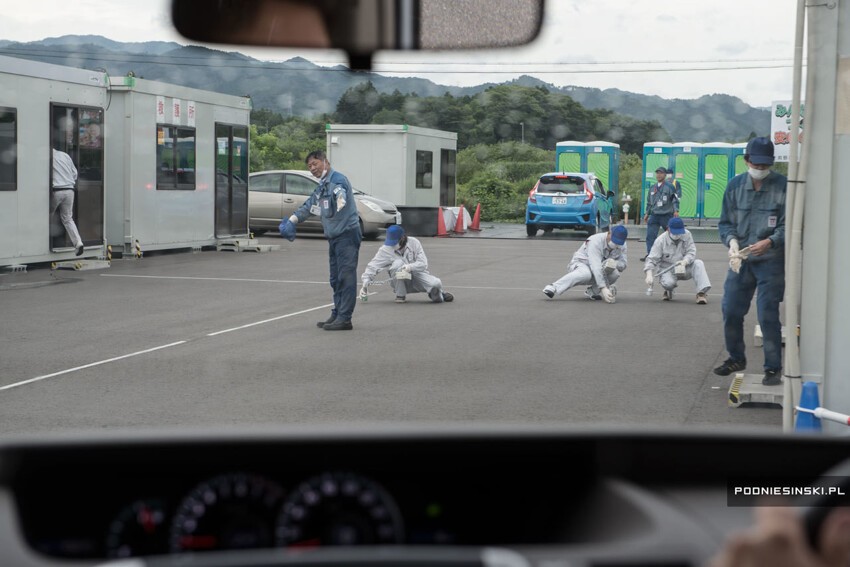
[542,224,628,304]
[359,225,454,304]
[643,217,711,304]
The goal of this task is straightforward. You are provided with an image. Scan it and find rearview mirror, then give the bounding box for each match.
[171,0,544,70]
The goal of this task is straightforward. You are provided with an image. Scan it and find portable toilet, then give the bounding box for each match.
[641,142,672,216]
[701,142,734,221]
[670,142,702,219]
[733,142,748,175]
[586,141,620,194]
[555,141,585,172]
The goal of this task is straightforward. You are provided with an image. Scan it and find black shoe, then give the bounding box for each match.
[639,255,647,262]
[75,245,84,256]
[442,291,454,302]
[713,358,746,376]
[762,369,782,386]
[324,319,353,331]
[317,315,336,328]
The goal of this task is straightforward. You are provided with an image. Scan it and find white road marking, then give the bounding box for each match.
[0,341,187,392]
[101,274,328,285]
[207,303,335,336]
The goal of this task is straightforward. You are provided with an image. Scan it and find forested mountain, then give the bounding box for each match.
[0,36,769,144]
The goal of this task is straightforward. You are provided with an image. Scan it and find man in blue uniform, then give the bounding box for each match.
[714,137,786,385]
[641,166,679,261]
[279,151,361,331]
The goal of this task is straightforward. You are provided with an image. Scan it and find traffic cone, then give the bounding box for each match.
[796,381,822,432]
[454,203,466,234]
[469,202,482,231]
[436,206,449,237]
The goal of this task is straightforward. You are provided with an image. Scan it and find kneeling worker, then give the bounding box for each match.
[360,225,454,304]
[643,217,711,303]
[542,224,628,304]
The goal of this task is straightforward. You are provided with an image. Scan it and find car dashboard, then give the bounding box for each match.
[0,426,848,567]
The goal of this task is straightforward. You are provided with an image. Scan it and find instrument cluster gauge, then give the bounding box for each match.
[169,473,285,553]
[275,471,404,548]
[105,498,169,558]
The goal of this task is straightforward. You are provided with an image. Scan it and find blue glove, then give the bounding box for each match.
[279,220,296,241]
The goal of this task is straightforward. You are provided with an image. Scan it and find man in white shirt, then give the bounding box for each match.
[50,149,84,256]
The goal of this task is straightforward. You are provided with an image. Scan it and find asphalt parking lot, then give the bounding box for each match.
[0,226,782,435]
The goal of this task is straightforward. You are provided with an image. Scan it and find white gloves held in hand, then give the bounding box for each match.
[601,287,616,304]
[645,272,654,286]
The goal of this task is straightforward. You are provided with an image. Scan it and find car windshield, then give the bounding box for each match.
[4,2,847,562]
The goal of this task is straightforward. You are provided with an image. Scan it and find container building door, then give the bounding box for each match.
[215,123,249,237]
[50,104,104,251]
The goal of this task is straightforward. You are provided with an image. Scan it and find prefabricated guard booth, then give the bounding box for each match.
[104,76,252,254]
[0,55,109,268]
[325,124,457,235]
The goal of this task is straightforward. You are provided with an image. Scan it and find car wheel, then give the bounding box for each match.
[250,228,267,236]
[542,226,554,234]
[526,223,539,237]
[587,215,600,235]
[359,219,379,240]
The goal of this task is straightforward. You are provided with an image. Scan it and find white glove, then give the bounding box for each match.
[395,266,412,280]
[645,272,654,286]
[601,287,615,304]
[288,214,298,224]
[359,285,368,300]
[336,194,346,211]
[728,238,739,258]
[603,258,618,272]
[677,259,688,268]
[730,256,743,274]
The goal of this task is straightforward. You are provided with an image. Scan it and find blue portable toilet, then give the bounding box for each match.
[641,142,672,216]
[586,141,620,195]
[732,142,748,176]
[555,141,585,172]
[670,142,702,219]
[701,142,734,221]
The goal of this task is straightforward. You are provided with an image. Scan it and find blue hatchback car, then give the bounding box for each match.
[525,172,612,237]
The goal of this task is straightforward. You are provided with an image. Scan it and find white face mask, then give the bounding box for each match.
[748,167,770,181]
[669,233,681,241]
[607,241,619,250]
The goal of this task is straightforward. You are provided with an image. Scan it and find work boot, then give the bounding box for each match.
[762,369,782,386]
[696,292,708,305]
[75,244,84,256]
[640,254,647,262]
[442,291,454,302]
[323,319,353,331]
[542,285,555,299]
[316,315,336,328]
[662,289,674,301]
[584,287,602,301]
[395,296,406,303]
[713,358,746,376]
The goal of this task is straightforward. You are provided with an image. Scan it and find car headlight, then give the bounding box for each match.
[362,201,384,213]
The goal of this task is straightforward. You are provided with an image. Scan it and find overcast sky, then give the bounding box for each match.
[0,0,800,108]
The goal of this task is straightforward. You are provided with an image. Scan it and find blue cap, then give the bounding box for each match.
[746,137,775,165]
[610,224,628,245]
[668,217,685,235]
[384,225,404,246]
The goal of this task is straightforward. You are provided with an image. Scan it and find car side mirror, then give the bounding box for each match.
[171,0,544,70]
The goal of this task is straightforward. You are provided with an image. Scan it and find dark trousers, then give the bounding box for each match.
[646,213,672,254]
[721,258,785,371]
[328,228,362,322]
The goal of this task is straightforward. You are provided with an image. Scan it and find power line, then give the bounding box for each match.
[0,46,799,74]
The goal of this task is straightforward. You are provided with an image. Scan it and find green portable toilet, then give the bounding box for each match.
[641,142,672,216]
[701,142,734,221]
[586,141,620,194]
[733,142,748,175]
[555,141,585,172]
[671,142,702,219]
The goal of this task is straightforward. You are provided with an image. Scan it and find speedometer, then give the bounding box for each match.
[169,473,284,553]
[275,472,404,548]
